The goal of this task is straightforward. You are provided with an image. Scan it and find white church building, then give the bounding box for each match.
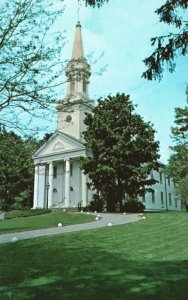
[32,22,181,211]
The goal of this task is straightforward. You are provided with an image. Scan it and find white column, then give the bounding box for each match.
[48,161,54,208]
[33,164,39,208]
[65,159,70,207]
[82,171,87,207]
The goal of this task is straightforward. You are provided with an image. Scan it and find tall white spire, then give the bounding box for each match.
[56,21,92,140]
[65,22,91,99]
[71,21,84,59]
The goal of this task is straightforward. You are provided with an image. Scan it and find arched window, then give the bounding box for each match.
[70,81,75,92]
[83,79,87,93]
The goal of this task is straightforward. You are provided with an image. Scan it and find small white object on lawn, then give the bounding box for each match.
[63,209,66,212]
[95,217,99,221]
[108,222,113,226]
[58,223,62,227]
[11,237,18,242]
[139,213,143,217]
[123,212,126,215]
[142,216,146,219]
[87,212,90,214]
[80,210,83,213]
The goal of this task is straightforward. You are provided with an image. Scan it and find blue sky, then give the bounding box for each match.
[49,0,187,163]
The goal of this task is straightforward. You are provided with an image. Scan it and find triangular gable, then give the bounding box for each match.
[33,131,84,158]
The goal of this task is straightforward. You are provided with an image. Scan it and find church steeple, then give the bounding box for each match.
[71,21,84,59]
[65,22,91,100]
[56,22,92,141]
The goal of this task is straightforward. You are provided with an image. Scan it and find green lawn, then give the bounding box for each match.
[0,211,95,234]
[0,212,188,300]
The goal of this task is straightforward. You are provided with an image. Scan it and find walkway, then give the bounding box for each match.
[0,213,142,244]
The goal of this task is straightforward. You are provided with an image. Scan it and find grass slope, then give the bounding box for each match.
[0,212,188,300]
[0,211,95,234]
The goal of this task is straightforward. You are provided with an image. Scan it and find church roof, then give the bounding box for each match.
[71,21,85,59]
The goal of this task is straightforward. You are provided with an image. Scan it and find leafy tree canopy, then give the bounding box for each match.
[81,93,160,212]
[167,89,188,207]
[0,130,40,210]
[143,0,188,80]
[84,0,109,7]
[0,0,65,133]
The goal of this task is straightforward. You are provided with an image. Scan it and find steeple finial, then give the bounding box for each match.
[71,21,84,59]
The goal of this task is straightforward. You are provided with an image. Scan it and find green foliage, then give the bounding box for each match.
[84,0,109,7]
[0,131,39,210]
[167,90,188,207]
[143,0,188,80]
[5,209,51,219]
[81,93,160,212]
[0,0,65,132]
[171,89,188,143]
[123,199,145,213]
[88,194,104,212]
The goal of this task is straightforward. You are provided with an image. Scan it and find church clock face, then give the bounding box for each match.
[66,114,72,123]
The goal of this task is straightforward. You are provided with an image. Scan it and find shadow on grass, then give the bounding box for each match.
[0,238,188,300]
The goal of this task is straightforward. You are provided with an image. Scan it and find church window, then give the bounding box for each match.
[70,81,75,92]
[142,194,145,203]
[161,192,164,205]
[83,78,87,93]
[159,172,163,183]
[169,193,172,205]
[151,191,155,203]
[70,162,73,176]
[53,166,57,178]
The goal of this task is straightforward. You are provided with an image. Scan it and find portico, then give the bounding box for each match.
[33,156,89,209]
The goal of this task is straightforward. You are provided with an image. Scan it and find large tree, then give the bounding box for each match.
[0,130,39,210]
[81,93,160,211]
[85,0,188,81]
[168,89,188,208]
[0,0,65,133]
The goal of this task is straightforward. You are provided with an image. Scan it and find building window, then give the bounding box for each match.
[161,192,164,205]
[160,172,163,184]
[70,162,73,176]
[83,78,87,93]
[169,193,172,205]
[142,194,145,203]
[53,166,57,178]
[70,81,75,92]
[151,191,155,204]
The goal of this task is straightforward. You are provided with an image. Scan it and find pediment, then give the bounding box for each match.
[33,131,84,158]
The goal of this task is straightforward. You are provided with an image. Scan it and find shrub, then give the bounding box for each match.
[123,200,145,213]
[88,194,104,212]
[5,209,52,219]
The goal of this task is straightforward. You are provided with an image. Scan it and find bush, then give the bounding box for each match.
[123,200,145,213]
[5,209,52,219]
[88,194,104,212]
